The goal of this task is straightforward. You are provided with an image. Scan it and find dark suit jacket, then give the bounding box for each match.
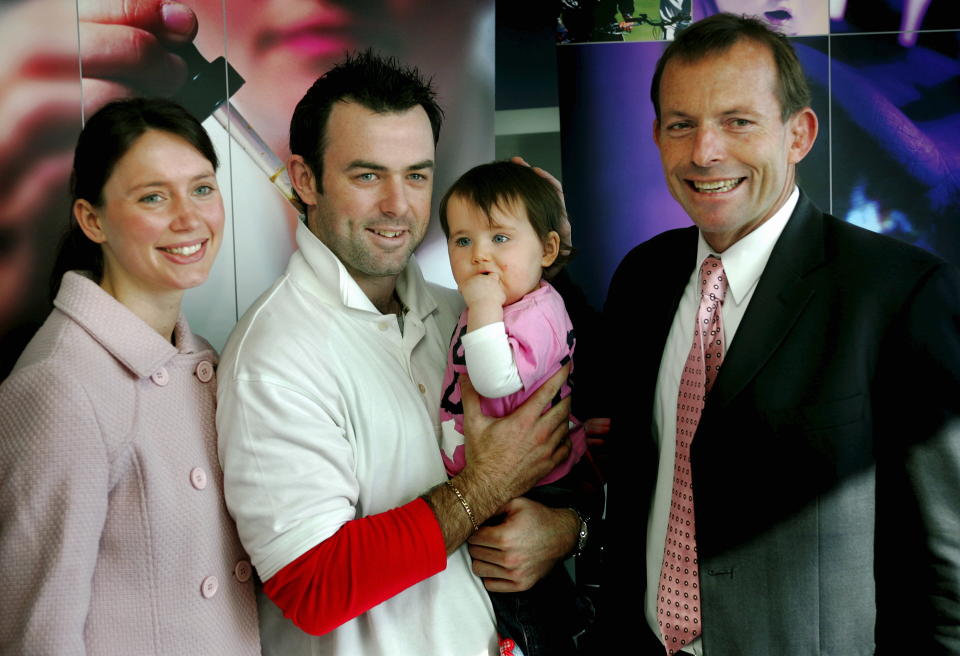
[598,192,960,654]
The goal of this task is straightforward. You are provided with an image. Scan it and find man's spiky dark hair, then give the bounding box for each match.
[289,49,443,194]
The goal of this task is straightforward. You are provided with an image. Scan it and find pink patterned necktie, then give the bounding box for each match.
[658,256,727,655]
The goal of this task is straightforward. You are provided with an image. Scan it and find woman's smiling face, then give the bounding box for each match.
[84,129,223,299]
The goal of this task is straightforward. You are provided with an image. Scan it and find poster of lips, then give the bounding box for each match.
[0,0,494,378]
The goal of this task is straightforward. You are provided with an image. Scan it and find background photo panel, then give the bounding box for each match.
[830,0,959,38]
[694,0,829,36]
[0,0,84,376]
[826,30,960,263]
[0,0,494,375]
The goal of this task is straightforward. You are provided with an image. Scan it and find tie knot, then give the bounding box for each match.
[699,256,727,303]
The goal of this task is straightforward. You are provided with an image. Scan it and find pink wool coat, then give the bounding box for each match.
[0,272,260,655]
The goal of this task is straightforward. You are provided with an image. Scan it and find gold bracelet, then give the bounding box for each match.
[445,481,479,533]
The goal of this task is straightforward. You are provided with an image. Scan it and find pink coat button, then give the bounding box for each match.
[150,368,169,386]
[190,467,208,490]
[196,360,214,383]
[200,575,219,599]
[234,560,252,583]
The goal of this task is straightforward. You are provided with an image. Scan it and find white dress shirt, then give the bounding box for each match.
[644,188,800,653]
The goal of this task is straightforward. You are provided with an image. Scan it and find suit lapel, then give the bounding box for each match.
[709,193,827,410]
[643,228,700,401]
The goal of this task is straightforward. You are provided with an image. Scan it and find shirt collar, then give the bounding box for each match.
[54,271,210,378]
[696,186,799,305]
[290,220,439,321]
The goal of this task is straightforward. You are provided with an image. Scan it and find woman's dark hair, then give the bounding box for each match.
[50,98,218,299]
[438,160,572,272]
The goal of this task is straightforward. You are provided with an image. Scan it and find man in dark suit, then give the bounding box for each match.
[598,13,960,655]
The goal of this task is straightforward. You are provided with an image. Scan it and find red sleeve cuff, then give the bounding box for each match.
[262,497,447,635]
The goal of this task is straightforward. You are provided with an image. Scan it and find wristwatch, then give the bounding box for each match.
[570,507,590,558]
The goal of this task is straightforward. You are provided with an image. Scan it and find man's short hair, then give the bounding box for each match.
[289,49,444,194]
[438,160,572,272]
[650,13,811,122]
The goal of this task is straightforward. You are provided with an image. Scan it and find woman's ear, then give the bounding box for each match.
[541,230,560,268]
[73,199,107,244]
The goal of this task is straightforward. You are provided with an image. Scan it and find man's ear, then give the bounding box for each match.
[73,199,107,244]
[653,118,661,149]
[541,230,560,268]
[787,107,819,165]
[288,154,320,207]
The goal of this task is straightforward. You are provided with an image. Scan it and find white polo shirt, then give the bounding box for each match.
[217,222,497,655]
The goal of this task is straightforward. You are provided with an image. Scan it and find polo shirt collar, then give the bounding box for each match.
[291,221,439,321]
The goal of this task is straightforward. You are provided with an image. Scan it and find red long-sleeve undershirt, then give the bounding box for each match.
[262,497,447,636]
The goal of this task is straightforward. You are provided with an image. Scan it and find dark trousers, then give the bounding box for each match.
[490,565,584,656]
[488,478,597,656]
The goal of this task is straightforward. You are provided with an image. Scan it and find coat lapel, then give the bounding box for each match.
[708,193,827,410]
[644,228,700,401]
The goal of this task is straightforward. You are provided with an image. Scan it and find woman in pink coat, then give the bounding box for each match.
[0,99,260,654]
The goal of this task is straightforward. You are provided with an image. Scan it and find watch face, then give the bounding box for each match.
[576,517,589,555]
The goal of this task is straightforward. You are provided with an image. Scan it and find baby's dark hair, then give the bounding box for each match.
[439,160,572,271]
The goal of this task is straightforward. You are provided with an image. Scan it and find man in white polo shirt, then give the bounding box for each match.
[216,50,583,655]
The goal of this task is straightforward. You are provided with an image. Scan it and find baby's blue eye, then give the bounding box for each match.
[455,237,471,247]
[493,234,509,243]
